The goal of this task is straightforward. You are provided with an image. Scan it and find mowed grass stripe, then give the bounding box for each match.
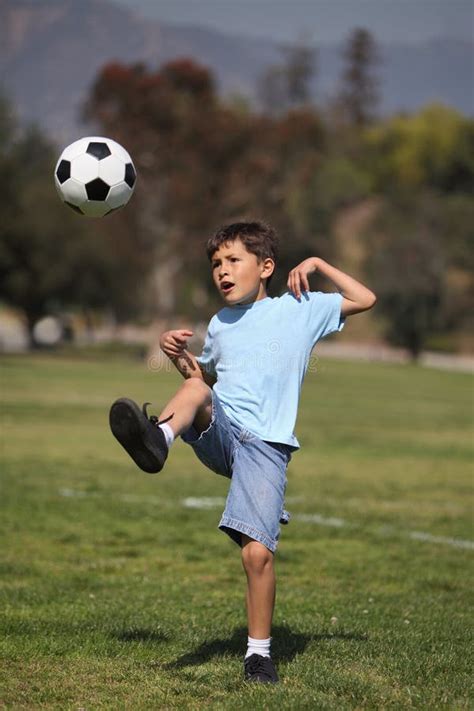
[0,354,473,710]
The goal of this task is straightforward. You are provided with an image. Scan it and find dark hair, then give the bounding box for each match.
[206,221,279,289]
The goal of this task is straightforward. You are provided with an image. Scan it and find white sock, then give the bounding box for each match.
[159,422,174,448]
[245,636,271,659]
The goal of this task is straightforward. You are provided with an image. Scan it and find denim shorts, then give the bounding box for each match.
[181,391,293,553]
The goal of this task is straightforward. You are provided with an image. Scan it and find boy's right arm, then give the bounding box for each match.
[159,329,216,386]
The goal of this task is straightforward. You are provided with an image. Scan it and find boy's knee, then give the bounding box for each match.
[241,540,273,574]
[182,377,212,403]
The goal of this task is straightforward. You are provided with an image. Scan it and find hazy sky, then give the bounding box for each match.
[112,0,473,44]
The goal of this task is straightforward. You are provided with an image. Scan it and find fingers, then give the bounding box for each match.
[164,329,193,340]
[169,339,187,352]
[165,344,185,358]
[168,331,191,347]
[287,270,309,300]
[164,329,194,357]
[174,329,193,342]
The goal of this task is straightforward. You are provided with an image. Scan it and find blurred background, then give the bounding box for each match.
[2,6,473,706]
[0,0,473,366]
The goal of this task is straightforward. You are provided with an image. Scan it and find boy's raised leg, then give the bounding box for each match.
[157,378,213,437]
[110,379,212,473]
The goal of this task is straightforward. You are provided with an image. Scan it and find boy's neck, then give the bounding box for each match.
[235,284,268,307]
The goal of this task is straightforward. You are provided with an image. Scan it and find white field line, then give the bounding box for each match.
[57,489,473,551]
[59,488,90,498]
[293,513,346,528]
[182,496,226,509]
[293,514,474,551]
[181,495,304,509]
[409,531,474,551]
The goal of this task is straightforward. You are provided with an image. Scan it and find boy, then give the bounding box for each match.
[109,221,376,683]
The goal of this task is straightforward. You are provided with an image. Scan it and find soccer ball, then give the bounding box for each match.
[54,136,137,217]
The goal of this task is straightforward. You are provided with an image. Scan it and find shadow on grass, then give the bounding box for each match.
[164,625,367,668]
[111,625,368,667]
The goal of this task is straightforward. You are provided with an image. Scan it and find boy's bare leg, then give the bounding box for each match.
[157,378,212,437]
[241,534,276,638]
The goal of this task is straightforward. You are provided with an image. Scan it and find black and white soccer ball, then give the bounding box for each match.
[54,136,137,217]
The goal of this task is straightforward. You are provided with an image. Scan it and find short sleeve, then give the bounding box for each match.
[196,320,217,378]
[307,291,345,343]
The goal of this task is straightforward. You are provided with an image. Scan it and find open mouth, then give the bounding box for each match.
[220,281,235,294]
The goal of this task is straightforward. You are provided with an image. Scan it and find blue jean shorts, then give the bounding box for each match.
[181,391,293,553]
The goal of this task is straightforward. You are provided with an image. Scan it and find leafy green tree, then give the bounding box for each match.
[366,104,474,193]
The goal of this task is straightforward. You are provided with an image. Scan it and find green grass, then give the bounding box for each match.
[1,353,473,710]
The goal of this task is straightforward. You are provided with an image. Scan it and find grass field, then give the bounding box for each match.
[1,352,473,710]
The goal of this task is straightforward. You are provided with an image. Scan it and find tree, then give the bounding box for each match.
[85,58,352,315]
[85,60,296,315]
[436,194,474,337]
[259,38,317,115]
[0,98,114,346]
[337,28,380,127]
[365,104,474,193]
[364,194,446,359]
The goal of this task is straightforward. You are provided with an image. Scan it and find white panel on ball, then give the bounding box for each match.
[99,155,125,185]
[84,201,112,218]
[60,138,91,161]
[106,183,132,209]
[59,178,88,206]
[104,138,132,163]
[71,154,100,183]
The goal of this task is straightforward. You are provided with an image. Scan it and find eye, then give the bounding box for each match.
[231,258,239,262]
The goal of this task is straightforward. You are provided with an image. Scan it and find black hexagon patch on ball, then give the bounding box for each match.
[87,142,112,160]
[56,160,71,184]
[125,163,136,188]
[86,178,110,201]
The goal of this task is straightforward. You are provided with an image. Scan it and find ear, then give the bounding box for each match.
[261,258,275,279]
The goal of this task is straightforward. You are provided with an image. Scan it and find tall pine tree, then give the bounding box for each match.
[338,28,380,127]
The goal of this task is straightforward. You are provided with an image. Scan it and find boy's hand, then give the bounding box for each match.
[159,329,194,359]
[287,257,319,299]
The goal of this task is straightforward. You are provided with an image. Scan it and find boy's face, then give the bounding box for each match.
[211,238,274,307]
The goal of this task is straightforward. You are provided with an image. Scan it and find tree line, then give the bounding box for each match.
[0,29,472,358]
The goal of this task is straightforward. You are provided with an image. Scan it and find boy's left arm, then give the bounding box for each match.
[287,257,377,316]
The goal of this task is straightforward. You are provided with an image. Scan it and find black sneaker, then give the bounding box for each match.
[109,398,174,474]
[244,654,279,684]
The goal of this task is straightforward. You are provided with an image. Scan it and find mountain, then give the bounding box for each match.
[1,0,472,145]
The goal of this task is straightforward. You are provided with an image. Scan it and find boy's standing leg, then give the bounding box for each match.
[159,386,279,683]
[241,534,279,683]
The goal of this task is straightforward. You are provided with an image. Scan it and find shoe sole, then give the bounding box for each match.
[109,398,166,474]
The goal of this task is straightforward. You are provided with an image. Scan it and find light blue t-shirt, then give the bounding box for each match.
[196,291,345,449]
